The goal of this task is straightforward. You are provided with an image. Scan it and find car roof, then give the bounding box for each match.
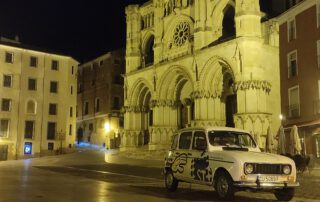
[178,126,250,134]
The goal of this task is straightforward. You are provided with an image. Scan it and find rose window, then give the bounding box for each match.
[173,22,190,46]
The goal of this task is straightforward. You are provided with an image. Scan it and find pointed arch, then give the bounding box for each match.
[128,78,153,106]
[210,0,236,39]
[141,31,155,67]
[158,65,194,100]
[199,56,236,95]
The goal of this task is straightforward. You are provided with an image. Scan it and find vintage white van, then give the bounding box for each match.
[164,127,299,201]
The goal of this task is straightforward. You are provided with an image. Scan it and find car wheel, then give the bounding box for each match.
[214,172,235,200]
[274,188,295,201]
[164,169,179,192]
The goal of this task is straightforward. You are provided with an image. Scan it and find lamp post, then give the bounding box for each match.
[104,121,111,149]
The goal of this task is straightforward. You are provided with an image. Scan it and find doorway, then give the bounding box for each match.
[0,145,8,161]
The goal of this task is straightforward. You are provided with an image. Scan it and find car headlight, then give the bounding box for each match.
[282,165,291,175]
[245,163,254,174]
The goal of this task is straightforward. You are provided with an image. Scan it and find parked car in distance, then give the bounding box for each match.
[164,127,299,201]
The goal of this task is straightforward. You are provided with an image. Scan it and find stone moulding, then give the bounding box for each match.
[234,80,271,93]
[149,99,179,108]
[190,89,221,99]
[122,105,149,113]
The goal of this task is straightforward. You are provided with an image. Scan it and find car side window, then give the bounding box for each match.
[192,131,207,150]
[179,132,192,149]
[171,134,178,150]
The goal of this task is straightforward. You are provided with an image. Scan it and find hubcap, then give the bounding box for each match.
[217,176,228,196]
[166,173,173,186]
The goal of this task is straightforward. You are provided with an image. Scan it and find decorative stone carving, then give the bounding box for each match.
[234,80,271,93]
[149,99,178,108]
[123,105,149,113]
[173,22,190,46]
[164,0,192,16]
[190,89,221,99]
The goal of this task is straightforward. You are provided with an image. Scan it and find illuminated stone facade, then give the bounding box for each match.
[0,38,78,160]
[77,50,125,149]
[123,0,281,150]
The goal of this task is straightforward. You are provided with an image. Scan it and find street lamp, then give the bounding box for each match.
[104,122,111,133]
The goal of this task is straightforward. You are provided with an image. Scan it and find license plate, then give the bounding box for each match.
[258,175,278,182]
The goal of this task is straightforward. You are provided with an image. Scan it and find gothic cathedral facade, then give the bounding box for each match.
[123,0,280,150]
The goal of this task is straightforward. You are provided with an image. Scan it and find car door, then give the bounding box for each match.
[189,130,213,184]
[171,131,192,181]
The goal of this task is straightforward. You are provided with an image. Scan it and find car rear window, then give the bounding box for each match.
[179,132,192,149]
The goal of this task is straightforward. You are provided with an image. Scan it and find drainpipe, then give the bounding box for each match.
[39,55,46,157]
[15,51,23,160]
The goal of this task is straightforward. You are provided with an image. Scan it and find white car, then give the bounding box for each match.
[164,127,299,201]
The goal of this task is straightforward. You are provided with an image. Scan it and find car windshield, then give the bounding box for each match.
[208,131,256,148]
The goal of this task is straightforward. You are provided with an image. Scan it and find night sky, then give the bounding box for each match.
[0,0,270,63]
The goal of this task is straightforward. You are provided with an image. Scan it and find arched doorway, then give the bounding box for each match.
[158,67,194,130]
[221,71,237,127]
[137,84,152,145]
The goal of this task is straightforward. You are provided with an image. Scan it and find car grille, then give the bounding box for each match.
[255,164,282,174]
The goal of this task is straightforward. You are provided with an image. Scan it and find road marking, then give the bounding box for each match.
[63,166,163,182]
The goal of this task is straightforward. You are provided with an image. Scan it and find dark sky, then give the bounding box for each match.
[0,0,270,63]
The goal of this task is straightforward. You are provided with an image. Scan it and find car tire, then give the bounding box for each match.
[164,169,179,192]
[274,188,295,201]
[214,171,235,200]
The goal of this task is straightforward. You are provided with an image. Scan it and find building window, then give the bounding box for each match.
[89,123,93,131]
[70,107,73,117]
[0,119,9,138]
[84,101,89,115]
[71,66,74,75]
[49,103,57,115]
[69,124,72,135]
[3,74,12,88]
[288,86,300,118]
[47,122,56,140]
[48,142,54,150]
[24,121,34,139]
[78,83,83,93]
[50,81,58,93]
[5,52,13,63]
[28,78,37,91]
[288,51,298,78]
[30,56,38,67]
[27,100,36,114]
[317,2,320,28]
[113,75,122,85]
[113,97,120,110]
[51,60,59,70]
[71,85,73,95]
[99,60,104,66]
[95,98,100,113]
[2,98,11,111]
[288,19,296,41]
[317,40,320,68]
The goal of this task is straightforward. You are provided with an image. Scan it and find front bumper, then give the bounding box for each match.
[233,181,300,189]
